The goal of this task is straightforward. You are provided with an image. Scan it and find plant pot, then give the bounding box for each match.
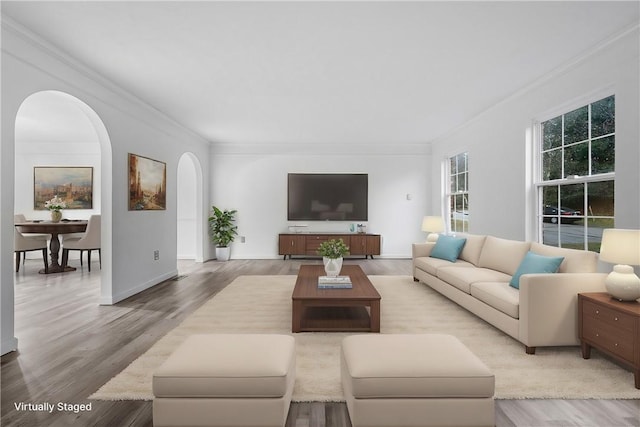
[215,246,231,262]
[50,210,62,223]
[323,256,343,277]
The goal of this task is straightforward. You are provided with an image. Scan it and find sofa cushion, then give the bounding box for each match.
[414,256,474,276]
[430,235,467,262]
[457,234,487,266]
[509,251,564,289]
[477,236,530,276]
[437,266,511,294]
[530,242,598,273]
[470,282,520,319]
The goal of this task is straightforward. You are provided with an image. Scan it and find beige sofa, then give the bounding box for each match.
[413,234,607,354]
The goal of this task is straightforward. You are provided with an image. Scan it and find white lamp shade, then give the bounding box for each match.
[421,216,445,233]
[599,229,640,266]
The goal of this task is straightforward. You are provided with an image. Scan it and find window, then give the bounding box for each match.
[537,95,614,252]
[448,152,469,233]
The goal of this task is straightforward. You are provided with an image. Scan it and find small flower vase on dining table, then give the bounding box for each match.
[50,210,62,223]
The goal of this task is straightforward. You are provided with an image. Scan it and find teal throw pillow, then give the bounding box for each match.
[430,235,467,263]
[509,251,564,289]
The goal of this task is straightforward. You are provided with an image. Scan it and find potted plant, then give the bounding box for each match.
[208,206,238,261]
[317,238,349,277]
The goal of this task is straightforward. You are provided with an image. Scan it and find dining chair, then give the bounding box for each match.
[14,217,49,273]
[62,215,101,271]
[14,213,49,239]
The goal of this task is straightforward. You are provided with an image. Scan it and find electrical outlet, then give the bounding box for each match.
[240,236,246,243]
[154,250,159,260]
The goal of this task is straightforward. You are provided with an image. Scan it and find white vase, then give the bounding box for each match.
[215,246,231,261]
[323,257,343,277]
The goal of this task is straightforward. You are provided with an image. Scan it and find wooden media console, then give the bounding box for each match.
[279,233,381,259]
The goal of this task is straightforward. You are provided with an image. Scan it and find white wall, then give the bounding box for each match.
[15,135,101,261]
[1,20,211,355]
[14,91,102,220]
[429,28,640,240]
[210,150,431,259]
[177,154,198,259]
[15,143,101,220]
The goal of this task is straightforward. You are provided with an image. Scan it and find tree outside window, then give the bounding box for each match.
[538,95,614,252]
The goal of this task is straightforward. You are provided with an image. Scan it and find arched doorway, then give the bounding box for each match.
[14,90,113,303]
[177,152,204,265]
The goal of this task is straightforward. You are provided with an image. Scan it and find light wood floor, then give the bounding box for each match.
[2,257,639,427]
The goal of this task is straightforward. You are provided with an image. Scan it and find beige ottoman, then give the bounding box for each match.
[341,334,495,427]
[153,334,296,427]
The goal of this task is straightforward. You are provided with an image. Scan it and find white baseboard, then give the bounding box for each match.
[225,255,283,260]
[100,269,179,305]
[1,337,18,356]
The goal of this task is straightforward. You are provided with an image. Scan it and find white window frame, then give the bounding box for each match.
[533,91,615,251]
[445,152,469,234]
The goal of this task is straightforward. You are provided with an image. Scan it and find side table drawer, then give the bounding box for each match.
[582,300,635,332]
[582,316,635,363]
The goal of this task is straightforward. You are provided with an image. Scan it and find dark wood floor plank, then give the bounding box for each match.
[2,258,639,426]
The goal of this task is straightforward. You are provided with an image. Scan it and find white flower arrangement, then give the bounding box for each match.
[44,195,67,211]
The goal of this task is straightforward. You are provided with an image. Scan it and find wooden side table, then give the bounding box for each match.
[578,292,640,389]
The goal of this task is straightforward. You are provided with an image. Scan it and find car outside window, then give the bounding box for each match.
[537,95,615,252]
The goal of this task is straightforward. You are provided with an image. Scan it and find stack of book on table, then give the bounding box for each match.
[318,275,352,289]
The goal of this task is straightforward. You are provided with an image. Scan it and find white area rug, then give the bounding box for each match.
[90,275,640,401]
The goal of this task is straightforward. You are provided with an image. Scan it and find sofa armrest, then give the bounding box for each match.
[412,243,435,280]
[518,273,607,348]
[412,242,434,259]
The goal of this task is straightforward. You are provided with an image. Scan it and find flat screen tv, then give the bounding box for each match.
[288,173,368,221]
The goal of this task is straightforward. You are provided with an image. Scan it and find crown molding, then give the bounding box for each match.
[430,22,640,146]
[1,15,210,145]
[210,141,432,156]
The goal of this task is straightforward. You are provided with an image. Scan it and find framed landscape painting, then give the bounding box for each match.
[128,153,166,210]
[34,166,93,210]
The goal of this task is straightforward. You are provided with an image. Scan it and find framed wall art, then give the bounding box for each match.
[34,166,93,210]
[128,153,167,210]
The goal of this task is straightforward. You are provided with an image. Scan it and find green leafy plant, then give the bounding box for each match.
[208,206,238,247]
[317,238,350,259]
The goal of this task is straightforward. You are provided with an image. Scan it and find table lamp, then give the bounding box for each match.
[599,229,640,301]
[421,216,445,243]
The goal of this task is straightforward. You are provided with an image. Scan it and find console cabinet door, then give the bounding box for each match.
[279,235,305,255]
[350,235,380,256]
[366,235,381,256]
[350,235,367,255]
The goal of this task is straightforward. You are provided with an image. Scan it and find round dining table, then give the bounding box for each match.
[15,220,88,274]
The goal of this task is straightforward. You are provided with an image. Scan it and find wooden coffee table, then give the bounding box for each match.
[292,265,381,333]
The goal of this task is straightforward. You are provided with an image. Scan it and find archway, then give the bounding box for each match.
[14,90,113,303]
[177,152,204,265]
